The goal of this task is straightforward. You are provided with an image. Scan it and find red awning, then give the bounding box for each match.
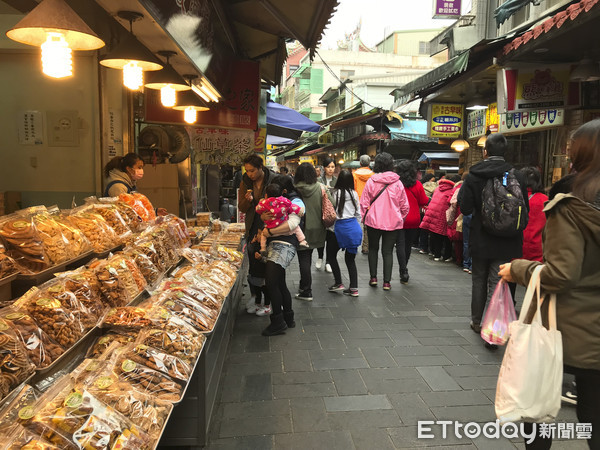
[502,0,599,55]
[304,147,325,155]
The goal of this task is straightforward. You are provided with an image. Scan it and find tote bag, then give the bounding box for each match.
[321,185,337,228]
[495,265,563,423]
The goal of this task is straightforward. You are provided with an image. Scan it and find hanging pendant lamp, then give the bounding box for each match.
[99,11,163,90]
[6,0,105,79]
[144,51,190,107]
[172,76,210,124]
[451,138,469,152]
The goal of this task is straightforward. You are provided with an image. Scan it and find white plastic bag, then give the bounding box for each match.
[495,265,563,423]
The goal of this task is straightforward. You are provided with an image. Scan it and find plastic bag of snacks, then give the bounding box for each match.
[101,307,152,331]
[3,426,62,450]
[0,306,64,369]
[0,319,35,400]
[114,200,144,232]
[66,206,120,253]
[149,295,216,334]
[156,215,191,248]
[136,322,205,365]
[120,343,192,382]
[53,269,107,319]
[132,193,156,221]
[85,369,172,439]
[25,378,152,450]
[0,244,19,280]
[130,238,166,273]
[86,331,137,360]
[90,255,145,307]
[88,201,132,241]
[15,287,85,350]
[24,207,71,266]
[0,213,50,274]
[49,207,93,258]
[108,347,183,402]
[121,246,161,288]
[0,384,40,434]
[143,226,179,267]
[37,278,99,333]
[69,358,108,387]
[118,193,156,222]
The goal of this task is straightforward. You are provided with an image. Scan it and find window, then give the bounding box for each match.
[340,69,355,81]
[419,41,430,55]
[289,65,299,74]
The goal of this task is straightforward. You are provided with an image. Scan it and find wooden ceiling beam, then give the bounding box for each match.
[258,0,309,49]
[2,0,39,14]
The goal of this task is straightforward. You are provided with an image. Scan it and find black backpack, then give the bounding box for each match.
[481,169,528,237]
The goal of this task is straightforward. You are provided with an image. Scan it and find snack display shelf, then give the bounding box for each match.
[171,340,205,406]
[0,273,17,287]
[16,250,94,283]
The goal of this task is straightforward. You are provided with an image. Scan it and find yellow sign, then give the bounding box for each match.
[486,103,499,132]
[429,104,463,138]
[515,67,570,110]
[254,127,267,153]
[318,132,333,145]
[299,155,317,166]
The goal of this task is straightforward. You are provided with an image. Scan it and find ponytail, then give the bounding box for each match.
[104,153,142,178]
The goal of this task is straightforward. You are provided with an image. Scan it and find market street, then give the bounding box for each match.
[207,251,583,449]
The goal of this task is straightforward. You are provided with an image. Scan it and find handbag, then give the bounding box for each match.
[495,265,563,423]
[480,280,517,345]
[321,184,337,228]
[362,183,390,223]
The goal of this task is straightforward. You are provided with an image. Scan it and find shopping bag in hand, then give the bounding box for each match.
[480,280,517,345]
[495,265,562,423]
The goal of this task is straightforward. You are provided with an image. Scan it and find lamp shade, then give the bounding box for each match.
[477,135,487,147]
[99,34,163,71]
[466,93,488,110]
[172,90,209,111]
[6,0,104,50]
[570,58,600,82]
[144,64,191,91]
[451,138,469,152]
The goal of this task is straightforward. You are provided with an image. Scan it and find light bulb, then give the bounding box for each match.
[123,61,143,90]
[184,106,197,124]
[161,84,176,107]
[41,32,72,79]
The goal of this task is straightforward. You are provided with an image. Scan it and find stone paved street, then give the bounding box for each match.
[207,250,584,449]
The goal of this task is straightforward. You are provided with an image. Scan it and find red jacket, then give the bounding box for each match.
[420,179,455,235]
[522,190,548,262]
[403,181,429,229]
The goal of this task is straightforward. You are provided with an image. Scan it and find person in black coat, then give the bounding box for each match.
[458,133,529,348]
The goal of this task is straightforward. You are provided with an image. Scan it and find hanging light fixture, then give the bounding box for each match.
[6,0,104,79]
[451,138,470,152]
[144,51,190,107]
[191,76,222,103]
[477,135,487,147]
[172,76,210,124]
[99,11,163,91]
[570,58,600,82]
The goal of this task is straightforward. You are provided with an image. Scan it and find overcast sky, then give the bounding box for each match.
[319,0,473,49]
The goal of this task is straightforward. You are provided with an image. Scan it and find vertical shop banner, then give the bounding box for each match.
[432,0,461,18]
[499,109,564,134]
[192,127,254,165]
[145,60,259,130]
[466,109,486,139]
[486,103,499,132]
[428,104,463,138]
[254,128,266,153]
[498,66,572,112]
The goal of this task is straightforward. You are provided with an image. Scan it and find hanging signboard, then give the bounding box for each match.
[299,155,317,166]
[192,127,254,165]
[432,0,461,18]
[466,109,486,139]
[486,103,499,132]
[499,109,564,134]
[498,66,573,112]
[428,104,464,138]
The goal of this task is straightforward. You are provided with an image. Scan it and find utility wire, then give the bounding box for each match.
[314,50,379,111]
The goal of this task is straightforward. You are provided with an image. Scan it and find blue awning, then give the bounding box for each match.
[267,100,321,141]
[267,135,296,146]
[386,120,436,143]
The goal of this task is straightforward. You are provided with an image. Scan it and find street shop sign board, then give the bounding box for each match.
[428,104,464,138]
[487,103,499,133]
[192,127,254,165]
[432,0,461,18]
[498,66,571,112]
[466,109,486,139]
[499,109,564,134]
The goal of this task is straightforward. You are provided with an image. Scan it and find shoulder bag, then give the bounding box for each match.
[321,184,337,228]
[362,183,390,223]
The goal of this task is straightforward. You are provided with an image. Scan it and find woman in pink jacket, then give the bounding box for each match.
[360,152,409,290]
[420,175,460,261]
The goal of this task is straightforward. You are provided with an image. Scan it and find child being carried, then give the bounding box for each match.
[255,183,309,255]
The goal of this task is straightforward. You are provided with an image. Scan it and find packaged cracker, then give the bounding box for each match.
[66,206,119,253]
[101,307,151,331]
[136,323,204,365]
[0,319,35,400]
[0,384,40,433]
[86,332,137,360]
[0,214,50,274]
[0,244,19,279]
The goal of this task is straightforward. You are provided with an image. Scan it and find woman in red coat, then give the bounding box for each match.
[395,161,429,283]
[420,175,460,261]
[521,166,548,262]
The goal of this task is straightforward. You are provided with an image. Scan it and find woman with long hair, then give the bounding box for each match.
[499,119,600,449]
[520,166,548,262]
[104,153,144,197]
[359,152,409,290]
[315,157,337,273]
[395,160,429,283]
[326,170,362,296]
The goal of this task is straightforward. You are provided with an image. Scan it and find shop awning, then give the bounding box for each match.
[393,51,470,105]
[267,100,321,141]
[328,108,383,131]
[418,152,459,162]
[386,120,436,143]
[267,135,296,145]
[494,0,539,27]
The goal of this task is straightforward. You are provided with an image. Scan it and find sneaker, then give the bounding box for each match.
[419,249,427,254]
[561,382,577,405]
[400,270,409,284]
[433,257,442,262]
[470,321,481,333]
[369,277,378,287]
[383,282,391,291]
[444,257,454,262]
[325,264,332,273]
[463,267,470,273]
[256,305,272,316]
[247,303,261,314]
[343,288,359,297]
[328,283,345,292]
[295,291,313,301]
[468,269,472,274]
[315,259,323,270]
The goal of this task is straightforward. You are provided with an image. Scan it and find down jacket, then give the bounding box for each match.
[420,179,455,235]
[522,189,548,262]
[360,171,409,231]
[403,181,429,229]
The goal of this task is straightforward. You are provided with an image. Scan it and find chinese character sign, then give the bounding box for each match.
[433,0,461,18]
[487,103,499,132]
[429,104,463,138]
[192,127,254,165]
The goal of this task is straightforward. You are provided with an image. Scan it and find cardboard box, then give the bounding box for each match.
[137,164,179,189]
[137,187,180,217]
